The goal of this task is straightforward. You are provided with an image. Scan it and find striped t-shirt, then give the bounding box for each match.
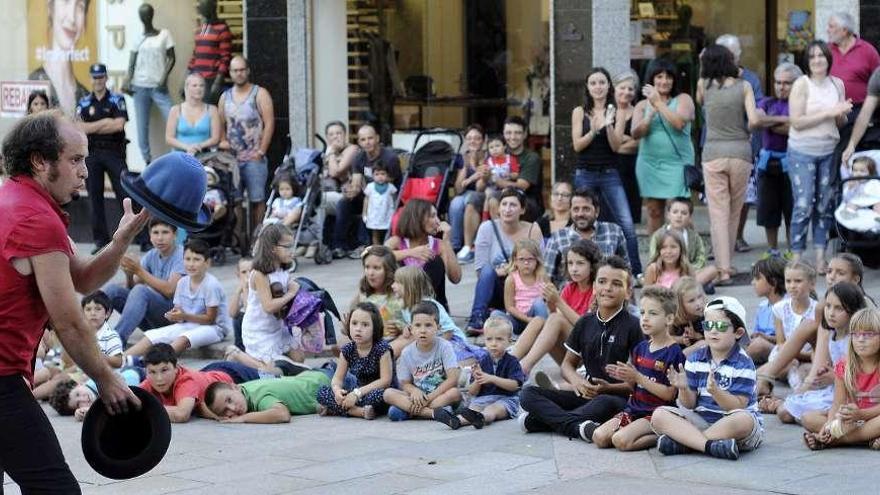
[188,22,233,78]
[96,322,123,357]
[625,340,685,417]
[685,345,758,423]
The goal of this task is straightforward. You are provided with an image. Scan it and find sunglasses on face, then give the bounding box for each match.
[701,320,732,333]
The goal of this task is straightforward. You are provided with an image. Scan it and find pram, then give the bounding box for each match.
[390,129,462,234]
[263,135,333,272]
[833,150,880,268]
[188,151,242,265]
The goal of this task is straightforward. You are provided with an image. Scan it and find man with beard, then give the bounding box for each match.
[543,188,628,285]
[0,110,149,492]
[219,55,275,231]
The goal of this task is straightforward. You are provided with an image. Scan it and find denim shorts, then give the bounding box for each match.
[468,393,521,418]
[654,405,764,452]
[240,158,269,202]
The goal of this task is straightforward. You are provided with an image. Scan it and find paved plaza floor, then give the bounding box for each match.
[5,208,880,494]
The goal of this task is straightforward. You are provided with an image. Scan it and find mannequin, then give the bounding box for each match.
[188,0,232,104]
[125,3,176,164]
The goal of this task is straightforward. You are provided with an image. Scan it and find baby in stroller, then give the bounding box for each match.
[263,173,304,227]
[204,167,228,223]
[835,155,880,233]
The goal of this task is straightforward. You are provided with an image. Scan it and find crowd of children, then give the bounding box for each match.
[34,204,880,462]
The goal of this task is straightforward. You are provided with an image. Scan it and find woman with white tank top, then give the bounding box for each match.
[787,41,852,272]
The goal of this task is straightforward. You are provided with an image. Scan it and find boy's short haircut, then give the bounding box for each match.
[503,115,526,130]
[483,315,513,338]
[750,257,786,296]
[640,286,677,316]
[184,238,211,259]
[143,343,178,367]
[668,197,694,214]
[596,255,631,280]
[205,381,235,410]
[48,379,79,416]
[149,218,177,232]
[486,134,505,146]
[411,301,439,322]
[371,161,389,175]
[81,290,112,313]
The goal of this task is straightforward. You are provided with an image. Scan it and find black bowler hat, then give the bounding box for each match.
[81,386,172,480]
[89,63,107,78]
[121,151,211,232]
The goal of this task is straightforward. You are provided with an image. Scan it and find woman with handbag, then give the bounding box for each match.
[696,44,761,285]
[631,59,696,235]
[570,67,642,276]
[788,41,853,273]
[466,188,542,336]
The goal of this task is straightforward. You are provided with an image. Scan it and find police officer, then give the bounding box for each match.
[77,63,130,253]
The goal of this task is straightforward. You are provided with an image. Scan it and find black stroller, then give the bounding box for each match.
[263,135,333,271]
[833,153,880,268]
[189,152,242,265]
[390,129,462,234]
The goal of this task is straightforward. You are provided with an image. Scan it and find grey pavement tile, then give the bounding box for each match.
[406,459,559,495]
[282,472,437,495]
[661,459,819,492]
[169,456,314,484]
[279,455,424,483]
[170,474,325,495]
[79,475,205,495]
[402,451,547,481]
[775,472,880,495]
[528,472,774,495]
[552,435,657,479]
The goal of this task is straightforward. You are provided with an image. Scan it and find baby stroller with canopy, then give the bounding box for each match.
[833,150,880,268]
[390,129,462,234]
[263,135,333,272]
[188,151,242,265]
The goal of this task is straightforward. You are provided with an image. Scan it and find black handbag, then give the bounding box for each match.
[659,118,703,193]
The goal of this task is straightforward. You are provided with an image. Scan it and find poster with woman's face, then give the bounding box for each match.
[27,0,97,113]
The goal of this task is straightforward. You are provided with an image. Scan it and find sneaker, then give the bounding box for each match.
[456,245,472,260]
[706,438,739,460]
[656,434,692,456]
[294,245,307,257]
[304,243,318,259]
[578,420,600,443]
[517,411,535,433]
[459,408,485,429]
[348,246,367,259]
[534,371,559,391]
[762,248,781,259]
[331,248,347,259]
[388,406,411,422]
[433,407,462,430]
[458,251,475,264]
[734,239,752,253]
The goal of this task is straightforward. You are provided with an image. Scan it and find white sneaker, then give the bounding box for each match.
[517,411,531,433]
[456,245,471,260]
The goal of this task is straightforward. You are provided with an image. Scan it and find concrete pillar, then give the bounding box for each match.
[550,0,629,183]
[287,0,313,150]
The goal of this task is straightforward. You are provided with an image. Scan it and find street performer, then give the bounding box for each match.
[0,110,149,493]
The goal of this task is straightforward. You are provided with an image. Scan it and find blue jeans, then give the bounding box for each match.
[239,158,269,202]
[574,168,642,274]
[103,283,173,344]
[786,148,835,252]
[448,191,485,251]
[468,267,505,329]
[490,299,549,335]
[132,85,173,163]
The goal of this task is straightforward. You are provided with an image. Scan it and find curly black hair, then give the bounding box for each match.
[48,379,79,416]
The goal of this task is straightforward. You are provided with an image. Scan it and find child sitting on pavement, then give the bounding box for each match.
[140,344,259,423]
[316,302,395,419]
[383,302,462,426]
[205,368,335,424]
[651,296,764,460]
[454,316,525,429]
[125,239,232,358]
[589,286,685,450]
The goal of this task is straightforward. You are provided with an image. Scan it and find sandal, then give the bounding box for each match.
[362,405,376,420]
[803,431,830,451]
[758,396,783,414]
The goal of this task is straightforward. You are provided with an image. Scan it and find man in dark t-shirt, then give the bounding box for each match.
[519,257,643,440]
[492,116,543,221]
[331,123,401,258]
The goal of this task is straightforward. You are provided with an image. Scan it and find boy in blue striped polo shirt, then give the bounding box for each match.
[651,296,763,460]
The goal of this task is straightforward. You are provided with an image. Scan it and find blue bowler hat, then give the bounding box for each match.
[121,152,211,232]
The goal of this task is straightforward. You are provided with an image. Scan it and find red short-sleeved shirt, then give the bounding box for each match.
[835,359,880,409]
[831,38,880,104]
[140,366,234,406]
[0,176,74,382]
[560,282,594,315]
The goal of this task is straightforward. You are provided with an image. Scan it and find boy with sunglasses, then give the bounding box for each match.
[650,296,764,460]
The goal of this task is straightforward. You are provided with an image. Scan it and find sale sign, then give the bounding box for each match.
[1,81,51,118]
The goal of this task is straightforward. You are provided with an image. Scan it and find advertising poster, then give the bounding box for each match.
[27,0,98,114]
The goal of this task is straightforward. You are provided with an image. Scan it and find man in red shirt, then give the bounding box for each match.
[0,110,149,492]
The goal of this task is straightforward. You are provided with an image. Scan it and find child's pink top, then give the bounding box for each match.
[657,269,681,289]
[512,271,542,314]
[835,360,880,409]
